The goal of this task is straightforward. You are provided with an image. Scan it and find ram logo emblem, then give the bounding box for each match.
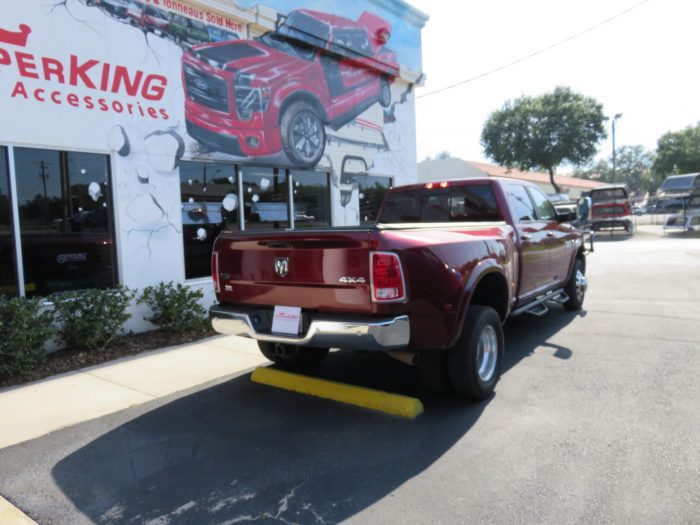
[274,257,289,277]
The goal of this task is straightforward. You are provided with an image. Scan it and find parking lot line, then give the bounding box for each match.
[251,367,424,419]
[0,495,36,525]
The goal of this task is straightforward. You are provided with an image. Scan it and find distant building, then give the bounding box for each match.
[418,158,607,199]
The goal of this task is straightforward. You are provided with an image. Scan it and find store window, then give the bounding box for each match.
[0,146,16,297]
[358,174,392,224]
[242,167,289,230]
[291,170,330,228]
[14,148,116,297]
[179,161,239,279]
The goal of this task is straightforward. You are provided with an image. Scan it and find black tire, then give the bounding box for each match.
[563,258,586,311]
[416,350,452,394]
[258,342,329,370]
[447,306,504,400]
[280,101,326,168]
[378,77,391,108]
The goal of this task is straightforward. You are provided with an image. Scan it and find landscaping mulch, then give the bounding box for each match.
[0,327,217,389]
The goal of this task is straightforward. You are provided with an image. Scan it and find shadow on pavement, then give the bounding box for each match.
[51,308,581,524]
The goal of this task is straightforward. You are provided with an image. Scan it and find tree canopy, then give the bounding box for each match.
[481,86,607,192]
[651,123,700,179]
[574,145,655,193]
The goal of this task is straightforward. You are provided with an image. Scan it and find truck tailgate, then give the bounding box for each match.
[214,230,375,313]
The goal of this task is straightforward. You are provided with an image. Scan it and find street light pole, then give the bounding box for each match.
[611,113,622,183]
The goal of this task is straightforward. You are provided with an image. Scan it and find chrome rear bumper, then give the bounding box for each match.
[209,304,410,352]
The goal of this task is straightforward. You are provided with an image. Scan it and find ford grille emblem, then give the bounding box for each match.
[194,76,208,90]
[274,257,289,277]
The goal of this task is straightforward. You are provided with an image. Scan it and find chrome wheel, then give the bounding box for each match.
[574,269,588,304]
[477,324,499,382]
[448,305,503,400]
[291,112,323,163]
[281,101,326,168]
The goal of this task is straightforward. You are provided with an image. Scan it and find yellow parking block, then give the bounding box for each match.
[251,367,424,419]
[0,496,37,525]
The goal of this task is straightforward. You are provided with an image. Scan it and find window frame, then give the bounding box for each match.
[505,184,537,223]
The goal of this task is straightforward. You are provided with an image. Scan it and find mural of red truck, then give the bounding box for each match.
[182,8,399,168]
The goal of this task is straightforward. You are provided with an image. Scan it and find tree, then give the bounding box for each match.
[481,86,607,193]
[613,145,654,193]
[651,123,700,182]
[574,145,655,194]
[422,150,453,162]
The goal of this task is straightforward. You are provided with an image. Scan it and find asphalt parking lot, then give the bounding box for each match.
[1,225,699,524]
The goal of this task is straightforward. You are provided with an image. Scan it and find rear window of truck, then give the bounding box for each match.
[379,184,502,223]
[591,188,628,202]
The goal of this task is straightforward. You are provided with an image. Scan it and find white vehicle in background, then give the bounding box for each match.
[663,194,700,233]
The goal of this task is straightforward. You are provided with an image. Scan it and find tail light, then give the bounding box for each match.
[212,251,220,293]
[370,251,406,302]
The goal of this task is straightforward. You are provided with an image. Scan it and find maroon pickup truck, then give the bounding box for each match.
[209,178,588,400]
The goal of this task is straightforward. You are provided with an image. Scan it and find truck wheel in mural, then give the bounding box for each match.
[379,77,391,108]
[280,101,326,169]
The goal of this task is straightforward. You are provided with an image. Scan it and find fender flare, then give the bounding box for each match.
[450,261,510,348]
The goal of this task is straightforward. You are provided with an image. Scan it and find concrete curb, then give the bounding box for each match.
[0,335,267,449]
[0,495,36,525]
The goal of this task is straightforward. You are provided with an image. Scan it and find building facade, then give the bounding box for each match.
[0,0,426,328]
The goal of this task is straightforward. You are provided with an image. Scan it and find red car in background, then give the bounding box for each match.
[589,185,633,233]
[139,5,170,35]
[182,9,399,168]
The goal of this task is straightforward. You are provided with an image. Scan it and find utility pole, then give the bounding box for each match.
[611,113,622,183]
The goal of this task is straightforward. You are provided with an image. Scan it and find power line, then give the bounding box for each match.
[416,0,651,100]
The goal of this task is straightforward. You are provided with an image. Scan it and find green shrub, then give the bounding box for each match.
[140,282,208,332]
[53,286,134,351]
[0,297,54,378]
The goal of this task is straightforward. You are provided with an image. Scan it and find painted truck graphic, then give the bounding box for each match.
[182,8,399,168]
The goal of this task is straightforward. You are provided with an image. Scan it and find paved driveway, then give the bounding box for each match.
[1,230,699,524]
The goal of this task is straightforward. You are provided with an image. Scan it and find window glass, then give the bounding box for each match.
[180,161,239,279]
[14,148,116,297]
[291,170,330,228]
[527,186,556,221]
[358,175,392,224]
[334,28,372,56]
[0,146,16,297]
[241,167,289,230]
[379,184,500,223]
[506,185,536,222]
[449,184,501,221]
[590,187,629,202]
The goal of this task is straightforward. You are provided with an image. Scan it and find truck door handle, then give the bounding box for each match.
[521,234,531,241]
[546,232,555,238]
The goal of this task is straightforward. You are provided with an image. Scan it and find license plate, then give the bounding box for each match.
[271,305,302,335]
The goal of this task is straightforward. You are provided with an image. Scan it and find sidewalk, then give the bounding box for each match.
[0,335,268,449]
